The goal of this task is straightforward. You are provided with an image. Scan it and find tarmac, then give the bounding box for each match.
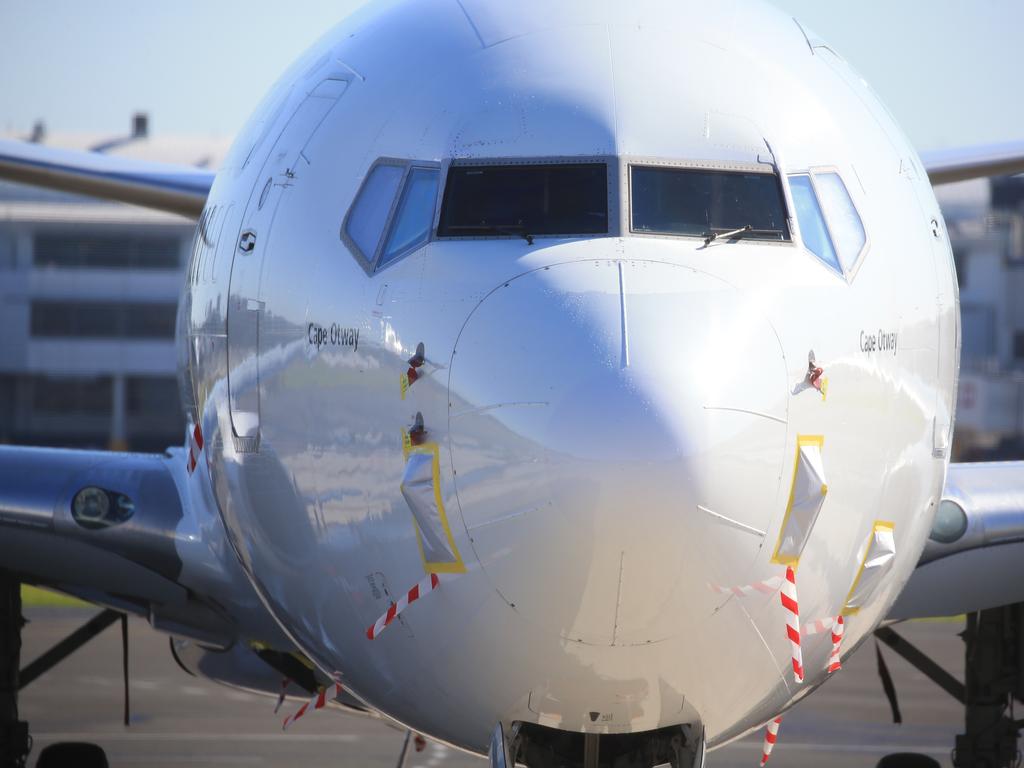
[19,607,971,768]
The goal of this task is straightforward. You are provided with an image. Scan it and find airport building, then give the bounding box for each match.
[0,118,226,451]
[936,176,1024,459]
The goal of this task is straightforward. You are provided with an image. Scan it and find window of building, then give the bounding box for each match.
[127,377,180,415]
[438,163,608,238]
[0,233,15,270]
[789,174,841,273]
[30,302,177,339]
[960,304,996,360]
[31,376,112,416]
[1015,331,1024,360]
[630,166,789,241]
[380,167,440,267]
[34,234,180,269]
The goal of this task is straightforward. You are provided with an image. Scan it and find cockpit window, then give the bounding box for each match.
[344,162,404,264]
[814,172,866,272]
[788,170,867,276]
[380,167,440,267]
[789,174,840,272]
[343,159,441,271]
[437,163,608,238]
[630,166,790,241]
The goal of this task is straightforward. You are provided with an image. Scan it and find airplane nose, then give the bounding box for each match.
[448,259,788,645]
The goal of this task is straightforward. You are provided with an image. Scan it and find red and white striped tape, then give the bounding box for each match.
[186,422,204,475]
[760,716,782,766]
[781,566,804,684]
[366,573,440,640]
[282,682,343,730]
[708,576,783,598]
[826,615,845,673]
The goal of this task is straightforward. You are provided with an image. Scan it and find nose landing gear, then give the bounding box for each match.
[489,721,706,768]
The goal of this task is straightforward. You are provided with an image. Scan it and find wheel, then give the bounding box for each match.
[876,753,941,768]
[36,741,109,768]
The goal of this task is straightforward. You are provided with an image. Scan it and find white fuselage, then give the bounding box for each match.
[179,0,958,753]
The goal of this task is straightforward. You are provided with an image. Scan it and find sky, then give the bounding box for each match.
[0,0,1022,152]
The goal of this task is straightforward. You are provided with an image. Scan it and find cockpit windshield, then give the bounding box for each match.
[437,163,608,238]
[630,166,790,241]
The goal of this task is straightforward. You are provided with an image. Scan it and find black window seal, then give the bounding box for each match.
[626,160,794,245]
[435,155,619,241]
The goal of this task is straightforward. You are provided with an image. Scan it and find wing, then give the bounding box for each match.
[920,140,1024,185]
[888,461,1024,619]
[0,443,381,714]
[0,444,282,648]
[0,138,213,218]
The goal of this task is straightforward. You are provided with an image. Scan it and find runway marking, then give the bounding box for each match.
[105,755,263,765]
[179,685,210,697]
[30,733,362,743]
[224,690,258,702]
[416,741,451,768]
[75,675,114,688]
[718,741,951,756]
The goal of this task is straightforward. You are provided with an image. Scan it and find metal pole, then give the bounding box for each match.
[0,575,29,768]
[875,625,966,704]
[395,729,412,768]
[121,614,130,727]
[18,609,120,689]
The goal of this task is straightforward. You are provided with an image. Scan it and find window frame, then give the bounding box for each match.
[435,155,620,241]
[340,157,442,274]
[625,158,794,245]
[789,166,870,281]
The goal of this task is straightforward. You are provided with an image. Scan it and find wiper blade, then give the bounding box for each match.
[703,224,752,246]
[443,223,534,245]
[702,225,784,246]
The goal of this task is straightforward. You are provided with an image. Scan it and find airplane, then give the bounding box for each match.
[2,1,1024,766]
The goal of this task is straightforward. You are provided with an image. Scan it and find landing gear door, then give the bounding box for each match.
[226,77,350,453]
